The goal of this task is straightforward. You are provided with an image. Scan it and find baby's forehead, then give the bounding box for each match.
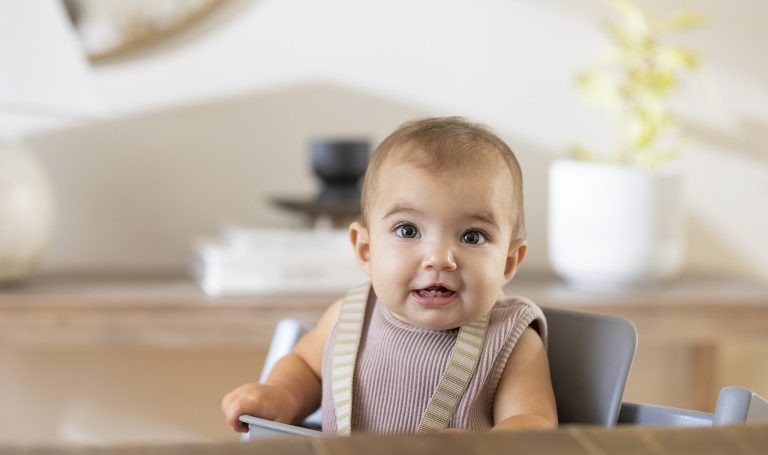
[377,158,510,186]
[373,162,518,214]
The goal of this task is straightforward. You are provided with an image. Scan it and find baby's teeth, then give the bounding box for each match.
[418,288,452,297]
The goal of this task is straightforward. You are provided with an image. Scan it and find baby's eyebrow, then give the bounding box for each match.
[383,205,423,219]
[465,212,499,229]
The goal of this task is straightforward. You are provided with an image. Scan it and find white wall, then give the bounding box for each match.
[28,0,768,282]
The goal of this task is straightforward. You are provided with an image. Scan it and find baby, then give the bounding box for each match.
[222,117,557,434]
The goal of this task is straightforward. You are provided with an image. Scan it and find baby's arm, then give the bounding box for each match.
[491,327,558,431]
[221,299,342,432]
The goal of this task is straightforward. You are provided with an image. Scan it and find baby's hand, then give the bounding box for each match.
[221,383,297,432]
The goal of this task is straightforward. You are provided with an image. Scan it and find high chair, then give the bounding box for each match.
[241,306,766,438]
[243,306,637,438]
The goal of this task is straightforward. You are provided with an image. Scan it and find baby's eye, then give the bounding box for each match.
[394,223,419,239]
[461,230,487,245]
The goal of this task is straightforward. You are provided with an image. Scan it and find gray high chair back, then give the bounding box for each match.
[252,306,638,433]
[543,307,637,426]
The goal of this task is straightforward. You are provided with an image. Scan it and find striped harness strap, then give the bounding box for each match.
[331,283,490,436]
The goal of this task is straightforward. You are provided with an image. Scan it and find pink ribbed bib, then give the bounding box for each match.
[321,294,547,434]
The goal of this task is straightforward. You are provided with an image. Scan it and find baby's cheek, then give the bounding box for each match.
[382,252,414,275]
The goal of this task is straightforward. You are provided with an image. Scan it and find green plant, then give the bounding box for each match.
[572,0,705,169]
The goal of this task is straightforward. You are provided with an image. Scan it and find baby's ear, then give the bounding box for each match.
[349,221,372,276]
[503,239,527,283]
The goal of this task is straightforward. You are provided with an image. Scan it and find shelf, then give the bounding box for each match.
[1,272,766,348]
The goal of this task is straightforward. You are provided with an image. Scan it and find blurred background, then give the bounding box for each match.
[17,0,768,280]
[0,0,766,447]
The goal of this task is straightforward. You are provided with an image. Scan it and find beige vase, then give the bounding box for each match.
[0,141,54,282]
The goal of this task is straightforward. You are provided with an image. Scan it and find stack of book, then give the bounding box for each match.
[192,227,368,296]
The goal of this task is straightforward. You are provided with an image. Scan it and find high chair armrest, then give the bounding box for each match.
[618,402,713,427]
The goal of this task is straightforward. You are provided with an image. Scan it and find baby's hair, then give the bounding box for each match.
[360,117,526,240]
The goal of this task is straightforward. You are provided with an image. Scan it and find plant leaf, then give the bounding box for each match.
[662,12,707,32]
[570,144,597,161]
[658,48,699,70]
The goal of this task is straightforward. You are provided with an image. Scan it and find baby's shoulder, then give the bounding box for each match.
[489,295,547,342]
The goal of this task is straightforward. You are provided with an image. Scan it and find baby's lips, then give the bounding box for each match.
[414,287,456,297]
[417,283,455,293]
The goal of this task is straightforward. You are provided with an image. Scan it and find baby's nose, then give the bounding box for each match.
[422,243,457,271]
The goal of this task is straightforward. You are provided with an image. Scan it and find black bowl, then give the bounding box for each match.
[310,139,369,201]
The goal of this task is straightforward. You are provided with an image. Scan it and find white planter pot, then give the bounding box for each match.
[548,160,685,291]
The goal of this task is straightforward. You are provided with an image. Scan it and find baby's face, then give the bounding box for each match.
[352,162,524,330]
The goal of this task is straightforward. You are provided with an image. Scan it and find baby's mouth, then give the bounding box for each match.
[411,285,458,308]
[414,285,456,298]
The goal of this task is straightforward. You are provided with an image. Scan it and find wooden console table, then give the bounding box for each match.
[0,273,766,445]
[3,272,765,344]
